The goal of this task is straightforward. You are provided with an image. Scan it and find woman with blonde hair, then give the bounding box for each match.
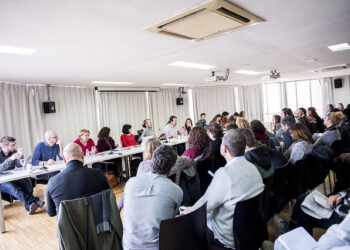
[314,112,344,148]
[137,138,162,175]
[286,123,314,164]
[236,117,252,130]
[73,129,97,156]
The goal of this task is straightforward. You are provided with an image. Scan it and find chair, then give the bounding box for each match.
[196,158,214,195]
[233,192,268,250]
[159,202,209,250]
[270,163,291,213]
[331,140,344,157]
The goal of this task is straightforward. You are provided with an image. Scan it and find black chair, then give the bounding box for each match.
[196,158,214,195]
[270,163,290,213]
[331,140,344,157]
[262,175,274,222]
[159,202,209,250]
[233,192,268,250]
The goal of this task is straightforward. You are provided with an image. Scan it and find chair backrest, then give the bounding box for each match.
[331,140,344,157]
[159,203,209,250]
[195,158,214,195]
[270,163,290,213]
[233,192,268,250]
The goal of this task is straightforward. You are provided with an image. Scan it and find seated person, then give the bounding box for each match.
[164,115,179,138]
[209,114,223,128]
[139,119,155,141]
[294,108,315,135]
[276,116,296,150]
[251,120,275,149]
[96,126,118,152]
[0,136,44,214]
[32,130,63,180]
[276,188,350,236]
[285,123,314,164]
[96,127,121,176]
[73,129,97,156]
[276,108,294,138]
[236,117,252,130]
[122,145,183,249]
[239,128,275,180]
[196,113,208,127]
[136,138,162,176]
[185,129,264,249]
[314,112,344,148]
[45,143,110,216]
[272,115,281,135]
[180,118,193,136]
[74,129,100,169]
[182,126,211,160]
[221,111,229,128]
[226,122,238,131]
[120,124,137,147]
[207,123,226,172]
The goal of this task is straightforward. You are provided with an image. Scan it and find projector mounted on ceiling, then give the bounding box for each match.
[144,0,264,42]
[270,70,281,79]
[205,69,230,82]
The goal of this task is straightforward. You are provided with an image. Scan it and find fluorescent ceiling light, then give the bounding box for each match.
[162,83,185,86]
[234,70,267,75]
[328,43,350,52]
[0,45,37,55]
[168,61,215,70]
[91,81,134,85]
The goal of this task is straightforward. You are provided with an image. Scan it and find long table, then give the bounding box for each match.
[0,136,188,233]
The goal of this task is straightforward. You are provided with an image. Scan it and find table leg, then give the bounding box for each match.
[0,193,6,233]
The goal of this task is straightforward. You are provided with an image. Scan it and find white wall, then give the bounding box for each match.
[332,75,350,106]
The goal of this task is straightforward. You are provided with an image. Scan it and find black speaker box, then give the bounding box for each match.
[176,97,184,105]
[43,102,56,113]
[334,78,343,88]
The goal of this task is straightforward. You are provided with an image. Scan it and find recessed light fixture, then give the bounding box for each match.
[0,45,37,55]
[234,70,267,75]
[168,61,216,70]
[161,83,185,86]
[328,43,350,52]
[91,81,134,85]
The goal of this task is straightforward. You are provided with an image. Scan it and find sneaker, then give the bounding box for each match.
[36,200,45,209]
[29,202,38,215]
[272,214,289,236]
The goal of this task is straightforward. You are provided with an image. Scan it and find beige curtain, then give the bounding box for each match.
[97,91,147,144]
[149,88,190,135]
[321,77,334,115]
[192,86,237,123]
[241,84,264,121]
[0,83,45,154]
[42,86,98,146]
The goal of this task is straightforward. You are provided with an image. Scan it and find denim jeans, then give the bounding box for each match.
[0,178,39,210]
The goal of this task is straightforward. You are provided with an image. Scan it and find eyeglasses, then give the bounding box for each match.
[49,136,58,139]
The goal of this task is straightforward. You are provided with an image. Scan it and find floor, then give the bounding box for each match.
[0,184,124,250]
[0,173,334,250]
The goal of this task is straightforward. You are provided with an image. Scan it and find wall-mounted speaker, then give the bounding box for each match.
[334,78,343,88]
[176,97,184,105]
[43,102,56,113]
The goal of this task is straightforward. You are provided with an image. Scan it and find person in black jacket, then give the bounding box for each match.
[206,123,226,172]
[307,107,324,133]
[45,143,110,216]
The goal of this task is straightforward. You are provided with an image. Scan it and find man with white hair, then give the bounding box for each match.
[32,130,64,180]
[45,143,110,216]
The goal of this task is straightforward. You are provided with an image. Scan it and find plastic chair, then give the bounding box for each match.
[159,202,209,250]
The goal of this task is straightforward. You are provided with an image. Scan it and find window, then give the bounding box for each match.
[296,80,311,109]
[310,79,323,115]
[262,83,282,123]
[285,81,297,111]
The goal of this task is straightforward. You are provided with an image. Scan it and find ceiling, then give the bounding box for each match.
[1,0,350,87]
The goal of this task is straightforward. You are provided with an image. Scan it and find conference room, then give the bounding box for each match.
[1,0,350,249]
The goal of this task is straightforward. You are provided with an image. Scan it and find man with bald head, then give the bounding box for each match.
[45,143,110,216]
[32,130,64,180]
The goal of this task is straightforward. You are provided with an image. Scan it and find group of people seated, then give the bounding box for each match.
[1,103,350,249]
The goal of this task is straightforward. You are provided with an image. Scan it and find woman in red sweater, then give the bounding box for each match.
[120,124,138,147]
[73,129,97,156]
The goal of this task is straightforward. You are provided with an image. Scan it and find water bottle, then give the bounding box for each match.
[86,149,90,157]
